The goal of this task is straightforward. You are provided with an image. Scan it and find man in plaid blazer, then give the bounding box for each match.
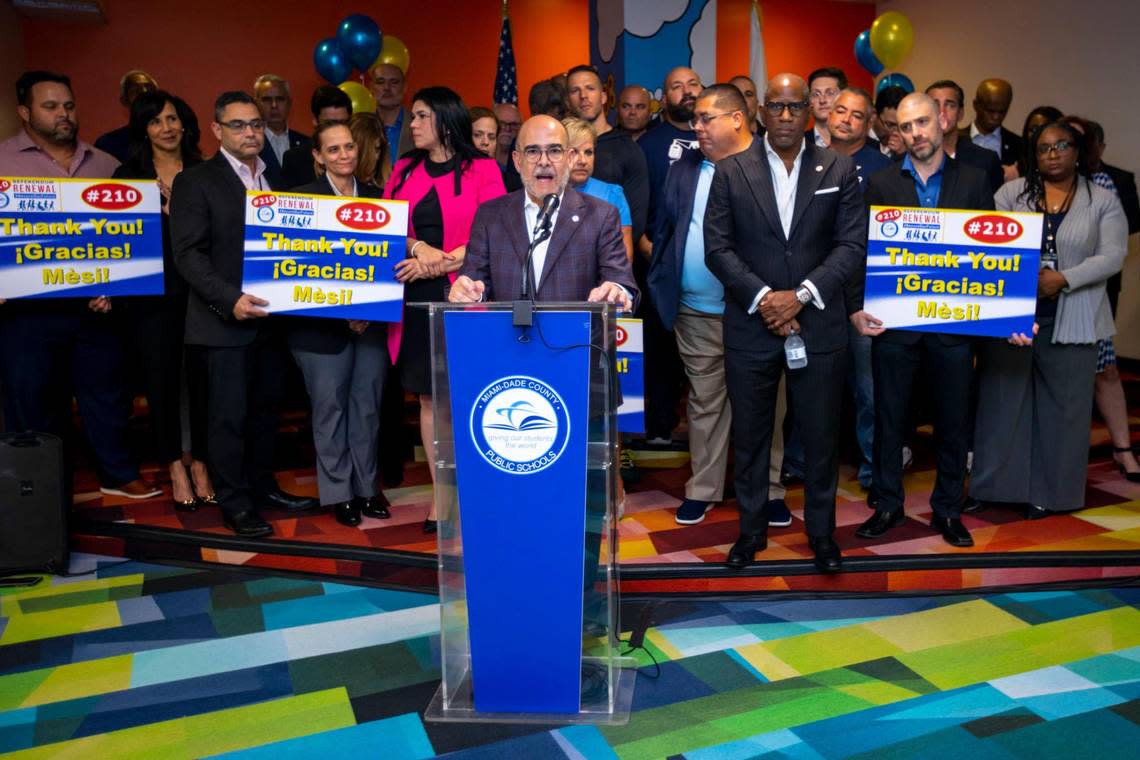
[451,116,638,310]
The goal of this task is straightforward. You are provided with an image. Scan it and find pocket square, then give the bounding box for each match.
[814,186,840,195]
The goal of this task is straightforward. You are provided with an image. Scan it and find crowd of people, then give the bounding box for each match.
[0,59,1135,573]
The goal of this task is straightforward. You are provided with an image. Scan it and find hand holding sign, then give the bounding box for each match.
[233,293,269,320]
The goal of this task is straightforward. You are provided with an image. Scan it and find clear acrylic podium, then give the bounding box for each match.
[420,302,636,725]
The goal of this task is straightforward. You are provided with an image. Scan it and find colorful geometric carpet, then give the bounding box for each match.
[2,555,1140,758]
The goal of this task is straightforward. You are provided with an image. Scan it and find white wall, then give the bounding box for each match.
[0,5,26,140]
[877,0,1140,357]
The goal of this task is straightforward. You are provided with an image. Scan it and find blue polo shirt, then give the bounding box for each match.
[901,152,945,207]
[851,142,892,189]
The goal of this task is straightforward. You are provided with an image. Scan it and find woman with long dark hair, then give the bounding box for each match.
[383,86,506,532]
[972,120,1128,518]
[349,112,391,190]
[113,90,214,509]
[289,121,391,527]
[1017,105,1063,176]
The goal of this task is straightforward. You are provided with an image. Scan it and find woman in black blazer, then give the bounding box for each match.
[113,90,214,509]
[290,121,392,527]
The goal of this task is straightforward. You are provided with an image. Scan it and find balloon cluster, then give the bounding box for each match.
[312,14,411,114]
[853,11,916,96]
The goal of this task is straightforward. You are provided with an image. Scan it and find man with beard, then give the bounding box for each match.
[0,70,160,499]
[450,115,637,308]
[618,85,653,141]
[703,73,865,572]
[566,65,648,245]
[851,93,993,548]
[636,66,703,446]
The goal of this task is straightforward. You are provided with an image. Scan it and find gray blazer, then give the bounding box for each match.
[996,176,1127,344]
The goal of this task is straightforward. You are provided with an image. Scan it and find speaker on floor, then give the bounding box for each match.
[0,431,68,575]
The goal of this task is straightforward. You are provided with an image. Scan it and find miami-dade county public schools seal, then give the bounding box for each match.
[470,375,570,475]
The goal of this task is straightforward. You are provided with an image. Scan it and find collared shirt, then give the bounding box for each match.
[219,147,269,191]
[901,152,945,208]
[326,174,358,197]
[523,190,564,289]
[0,128,119,178]
[750,135,822,313]
[679,159,724,314]
[385,108,404,159]
[970,122,1002,158]
[813,123,829,148]
[265,128,291,165]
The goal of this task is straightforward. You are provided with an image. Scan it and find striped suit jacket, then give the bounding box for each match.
[460,186,639,309]
[996,176,1128,343]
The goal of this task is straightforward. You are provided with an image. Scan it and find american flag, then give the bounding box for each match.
[493,4,518,105]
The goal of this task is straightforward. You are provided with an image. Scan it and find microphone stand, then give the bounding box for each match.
[513,220,553,328]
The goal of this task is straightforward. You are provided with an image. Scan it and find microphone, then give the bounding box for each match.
[515,193,559,328]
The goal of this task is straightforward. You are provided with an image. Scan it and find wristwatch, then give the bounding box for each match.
[795,285,813,305]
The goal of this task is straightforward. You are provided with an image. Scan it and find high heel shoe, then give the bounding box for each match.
[174,497,199,513]
[1113,446,1140,483]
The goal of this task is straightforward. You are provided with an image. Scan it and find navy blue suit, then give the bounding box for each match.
[647,149,705,331]
[259,129,308,188]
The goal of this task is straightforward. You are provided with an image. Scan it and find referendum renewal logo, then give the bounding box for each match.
[470,375,570,475]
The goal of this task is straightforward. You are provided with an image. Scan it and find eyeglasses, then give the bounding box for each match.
[763,101,808,117]
[520,145,567,163]
[220,119,265,133]
[1036,140,1073,155]
[688,111,739,129]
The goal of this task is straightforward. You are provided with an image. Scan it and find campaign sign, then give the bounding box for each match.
[616,317,644,433]
[864,206,1042,338]
[242,190,407,322]
[0,177,163,299]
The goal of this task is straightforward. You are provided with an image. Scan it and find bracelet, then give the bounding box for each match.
[410,240,424,259]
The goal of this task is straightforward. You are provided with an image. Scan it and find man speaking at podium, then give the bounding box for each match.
[449,115,638,310]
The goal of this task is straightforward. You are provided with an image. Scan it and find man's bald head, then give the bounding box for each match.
[729,75,759,121]
[762,73,810,150]
[663,66,702,124]
[766,73,808,102]
[973,78,1013,135]
[897,93,943,161]
[514,115,571,202]
[618,85,652,133]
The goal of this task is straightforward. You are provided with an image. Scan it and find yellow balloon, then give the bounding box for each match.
[370,35,410,75]
[338,81,377,114]
[869,11,914,69]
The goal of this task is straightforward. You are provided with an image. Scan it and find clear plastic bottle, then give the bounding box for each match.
[785,328,807,369]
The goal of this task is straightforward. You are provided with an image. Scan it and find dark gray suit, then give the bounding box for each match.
[704,140,866,538]
[170,153,285,516]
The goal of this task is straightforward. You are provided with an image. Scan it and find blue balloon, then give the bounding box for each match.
[854,30,884,76]
[876,73,915,95]
[314,38,352,84]
[336,14,383,72]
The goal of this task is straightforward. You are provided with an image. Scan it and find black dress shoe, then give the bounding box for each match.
[358,493,391,519]
[725,534,767,569]
[1025,504,1052,520]
[256,489,319,513]
[333,501,362,527]
[962,496,984,514]
[930,514,974,547]
[856,509,904,539]
[808,536,843,573]
[423,518,437,534]
[223,510,273,537]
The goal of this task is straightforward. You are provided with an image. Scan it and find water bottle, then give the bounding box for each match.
[785,329,807,369]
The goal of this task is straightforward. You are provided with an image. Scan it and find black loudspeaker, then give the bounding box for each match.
[0,431,68,574]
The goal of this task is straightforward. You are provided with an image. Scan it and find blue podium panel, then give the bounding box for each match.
[444,310,592,714]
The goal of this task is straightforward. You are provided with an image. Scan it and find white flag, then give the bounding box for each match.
[749,1,766,90]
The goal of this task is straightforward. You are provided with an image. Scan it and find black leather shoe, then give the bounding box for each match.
[808,536,843,573]
[255,489,319,513]
[930,514,974,547]
[1025,504,1052,520]
[423,518,437,534]
[856,509,904,539]
[358,493,391,519]
[962,496,984,514]
[334,501,362,527]
[725,534,767,569]
[223,510,273,537]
